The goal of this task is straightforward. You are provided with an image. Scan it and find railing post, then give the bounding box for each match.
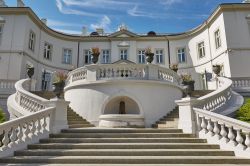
[175,97,198,134]
[86,65,98,81]
[147,64,158,80]
[44,98,69,134]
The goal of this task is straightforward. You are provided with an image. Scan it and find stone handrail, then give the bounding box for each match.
[66,64,181,86]
[193,77,232,112]
[231,77,250,88]
[194,107,250,157]
[0,107,55,157]
[14,79,49,113]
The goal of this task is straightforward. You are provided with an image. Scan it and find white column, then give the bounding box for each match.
[45,98,69,133]
[147,64,158,80]
[175,97,197,134]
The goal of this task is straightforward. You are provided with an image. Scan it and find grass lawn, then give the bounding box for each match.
[236,97,250,123]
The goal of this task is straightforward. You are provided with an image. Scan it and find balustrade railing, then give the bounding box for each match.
[66,64,181,87]
[0,80,16,93]
[14,79,48,113]
[231,77,250,90]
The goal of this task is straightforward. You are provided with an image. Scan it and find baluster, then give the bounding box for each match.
[9,127,17,147]
[37,118,42,136]
[31,120,36,137]
[16,124,24,144]
[196,115,201,131]
[227,126,237,146]
[24,122,31,141]
[245,133,250,151]
[235,129,245,150]
[200,117,207,134]
[213,121,221,140]
[220,123,229,143]
[2,128,11,150]
[207,119,214,137]
[42,116,48,133]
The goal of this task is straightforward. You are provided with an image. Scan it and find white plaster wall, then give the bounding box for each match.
[65,81,182,127]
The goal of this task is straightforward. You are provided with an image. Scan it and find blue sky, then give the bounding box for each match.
[6,0,242,34]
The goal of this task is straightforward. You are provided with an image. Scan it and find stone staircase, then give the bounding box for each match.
[152,108,179,128]
[67,107,95,128]
[1,128,250,165]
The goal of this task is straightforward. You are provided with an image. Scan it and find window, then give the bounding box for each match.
[177,48,186,63]
[155,49,163,64]
[214,29,221,49]
[197,41,205,58]
[102,50,110,64]
[120,49,128,60]
[84,50,91,64]
[138,50,145,64]
[43,42,53,60]
[0,24,4,45]
[62,49,72,64]
[28,31,35,51]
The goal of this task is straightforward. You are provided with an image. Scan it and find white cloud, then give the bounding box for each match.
[90,15,112,32]
[47,19,82,27]
[159,0,183,6]
[127,5,153,18]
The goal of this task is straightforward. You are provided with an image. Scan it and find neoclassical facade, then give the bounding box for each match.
[0,2,250,116]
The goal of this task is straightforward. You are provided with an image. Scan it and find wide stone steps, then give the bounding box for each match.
[67,107,94,128]
[152,108,179,128]
[1,156,250,164]
[15,149,234,156]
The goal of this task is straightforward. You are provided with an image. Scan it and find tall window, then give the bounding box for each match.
[138,50,145,64]
[197,41,205,58]
[84,50,91,64]
[120,49,128,60]
[155,49,163,64]
[102,50,110,64]
[0,24,4,45]
[62,49,72,64]
[44,42,52,60]
[177,48,186,63]
[214,29,221,49]
[28,31,35,51]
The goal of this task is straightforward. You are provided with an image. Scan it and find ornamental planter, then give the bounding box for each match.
[145,53,154,64]
[183,80,195,96]
[53,81,65,98]
[172,68,178,73]
[27,67,34,78]
[91,53,100,64]
[212,65,221,76]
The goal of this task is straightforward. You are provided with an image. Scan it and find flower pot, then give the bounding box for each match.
[52,81,65,98]
[213,65,221,76]
[91,53,100,64]
[27,67,34,78]
[145,53,154,64]
[183,80,195,96]
[172,68,178,72]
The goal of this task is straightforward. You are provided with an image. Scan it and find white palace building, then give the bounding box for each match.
[0,0,250,165]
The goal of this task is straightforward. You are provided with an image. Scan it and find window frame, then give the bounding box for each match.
[0,23,4,45]
[155,49,164,64]
[197,41,205,59]
[137,49,145,64]
[43,42,53,61]
[120,48,128,60]
[84,49,92,64]
[102,49,110,64]
[28,30,36,51]
[214,29,222,49]
[62,48,72,64]
[177,47,186,64]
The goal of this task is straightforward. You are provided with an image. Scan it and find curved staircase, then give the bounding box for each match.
[67,107,94,128]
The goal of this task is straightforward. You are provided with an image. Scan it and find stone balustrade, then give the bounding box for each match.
[231,77,250,88]
[194,108,250,157]
[0,79,16,94]
[66,64,181,86]
[0,107,54,157]
[14,79,48,113]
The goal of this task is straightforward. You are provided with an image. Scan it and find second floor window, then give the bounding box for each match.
[44,42,52,60]
[177,48,186,63]
[62,49,72,64]
[155,49,163,64]
[0,24,4,45]
[120,49,128,60]
[84,50,91,64]
[198,41,205,59]
[102,50,110,64]
[138,50,145,64]
[29,31,35,51]
[214,29,221,49]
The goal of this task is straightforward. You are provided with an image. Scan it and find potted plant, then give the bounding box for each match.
[170,63,178,72]
[91,47,100,64]
[26,65,34,78]
[52,71,67,98]
[145,47,154,64]
[212,64,221,76]
[181,73,195,96]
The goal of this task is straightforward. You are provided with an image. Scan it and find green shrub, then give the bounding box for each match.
[0,107,5,123]
[236,98,250,123]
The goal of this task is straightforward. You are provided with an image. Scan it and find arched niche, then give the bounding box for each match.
[103,96,140,114]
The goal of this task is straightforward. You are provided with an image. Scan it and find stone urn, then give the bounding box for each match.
[91,53,100,64]
[183,80,195,96]
[52,81,65,98]
[145,53,154,64]
[27,66,34,78]
[212,65,221,76]
[172,68,178,73]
